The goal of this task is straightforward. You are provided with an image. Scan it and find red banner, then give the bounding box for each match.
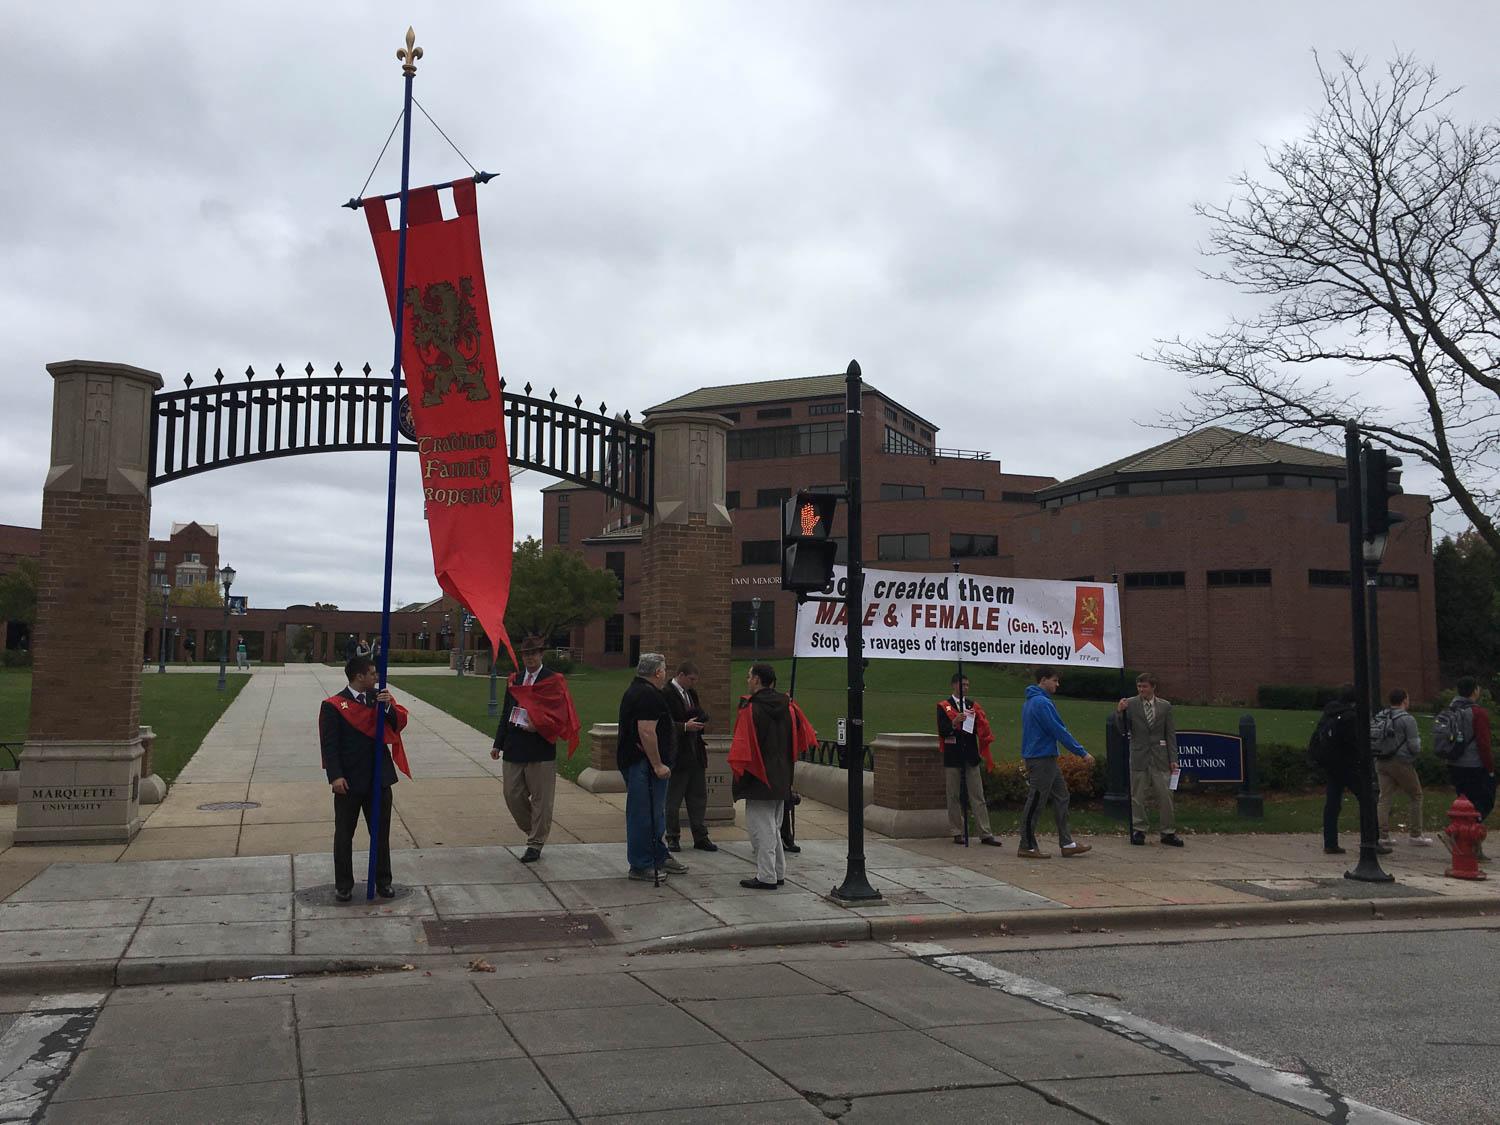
[365,180,514,666]
[1072,585,1106,655]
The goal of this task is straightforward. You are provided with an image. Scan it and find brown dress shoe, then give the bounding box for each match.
[1017,847,1050,859]
[1060,842,1092,857]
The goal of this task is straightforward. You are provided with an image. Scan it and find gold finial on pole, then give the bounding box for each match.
[397,26,423,76]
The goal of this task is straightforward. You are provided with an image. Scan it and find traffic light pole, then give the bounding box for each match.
[1344,425,1392,884]
[833,359,880,902]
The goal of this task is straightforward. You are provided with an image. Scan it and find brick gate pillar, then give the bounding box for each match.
[16,360,161,844]
[638,411,734,826]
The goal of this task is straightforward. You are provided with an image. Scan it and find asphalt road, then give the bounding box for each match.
[976,922,1500,1124]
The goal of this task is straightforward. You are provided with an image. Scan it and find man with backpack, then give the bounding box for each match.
[1312,684,1390,856]
[1373,688,1430,848]
[1436,676,1494,829]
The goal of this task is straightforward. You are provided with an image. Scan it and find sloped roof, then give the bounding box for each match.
[646,375,939,432]
[1037,426,1344,499]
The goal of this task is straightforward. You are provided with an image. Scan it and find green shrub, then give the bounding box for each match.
[1054,668,1140,702]
[1,651,31,669]
[985,753,1105,807]
[1256,684,1340,710]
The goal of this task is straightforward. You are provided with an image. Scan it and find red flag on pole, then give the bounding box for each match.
[364,179,515,666]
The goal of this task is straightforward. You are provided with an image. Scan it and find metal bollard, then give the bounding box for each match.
[1103,718,1131,822]
[1237,714,1264,818]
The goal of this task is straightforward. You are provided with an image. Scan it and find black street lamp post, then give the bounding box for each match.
[216,565,236,692]
[487,633,500,717]
[750,596,761,657]
[457,611,471,677]
[157,586,172,674]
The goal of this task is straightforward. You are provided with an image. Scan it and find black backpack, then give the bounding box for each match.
[1432,703,1474,763]
[1307,709,1343,768]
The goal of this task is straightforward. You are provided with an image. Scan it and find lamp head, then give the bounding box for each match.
[220,565,236,592]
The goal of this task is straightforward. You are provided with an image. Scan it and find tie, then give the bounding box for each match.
[1145,699,1156,726]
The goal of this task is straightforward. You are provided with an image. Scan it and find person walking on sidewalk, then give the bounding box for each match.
[1018,667,1092,859]
[1315,684,1390,857]
[729,663,816,890]
[617,653,688,882]
[663,660,717,854]
[1442,676,1494,827]
[236,635,249,670]
[937,673,1001,847]
[1115,673,1183,847]
[319,655,410,902]
[491,635,581,865]
[1374,688,1431,848]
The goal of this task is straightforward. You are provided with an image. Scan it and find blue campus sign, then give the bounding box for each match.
[1174,730,1243,784]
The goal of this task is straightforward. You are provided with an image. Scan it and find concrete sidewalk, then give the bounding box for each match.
[0,831,1492,991]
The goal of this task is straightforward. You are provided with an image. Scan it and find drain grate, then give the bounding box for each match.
[425,912,612,948]
[196,801,262,811]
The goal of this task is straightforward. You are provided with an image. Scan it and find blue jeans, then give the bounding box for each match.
[624,759,670,871]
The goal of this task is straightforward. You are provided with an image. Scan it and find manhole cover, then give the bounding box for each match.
[196,801,262,811]
[425,913,611,948]
[297,883,415,907]
[1215,877,1435,902]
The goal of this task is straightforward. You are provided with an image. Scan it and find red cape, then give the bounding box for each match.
[507,673,582,756]
[937,698,996,771]
[324,693,412,778]
[730,697,817,785]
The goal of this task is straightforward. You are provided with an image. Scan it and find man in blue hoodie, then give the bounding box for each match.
[1019,667,1093,858]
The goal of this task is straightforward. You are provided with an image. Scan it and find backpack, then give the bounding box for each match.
[1370,709,1403,759]
[1307,709,1343,767]
[1432,703,1473,763]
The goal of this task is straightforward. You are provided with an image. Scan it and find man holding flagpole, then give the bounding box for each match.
[320,654,411,902]
[491,634,581,863]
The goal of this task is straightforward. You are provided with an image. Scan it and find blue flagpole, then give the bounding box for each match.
[366,28,422,901]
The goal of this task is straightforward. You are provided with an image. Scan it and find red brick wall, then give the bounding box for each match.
[30,484,151,742]
[640,515,733,717]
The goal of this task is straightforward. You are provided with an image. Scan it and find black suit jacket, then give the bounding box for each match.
[936,697,982,768]
[319,687,403,796]
[663,679,710,771]
[493,667,559,763]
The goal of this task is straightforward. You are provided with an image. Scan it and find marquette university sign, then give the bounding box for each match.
[793,566,1123,668]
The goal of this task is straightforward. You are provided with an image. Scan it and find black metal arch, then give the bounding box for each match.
[148,364,654,509]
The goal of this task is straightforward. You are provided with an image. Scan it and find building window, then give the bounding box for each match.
[877,533,929,561]
[741,540,780,566]
[557,492,569,505]
[879,483,925,500]
[808,401,841,416]
[942,487,984,501]
[919,428,933,441]
[882,427,931,456]
[186,553,200,563]
[756,407,792,420]
[884,407,898,422]
[1309,570,1421,590]
[1000,490,1032,503]
[719,411,740,423]
[557,507,570,544]
[727,421,844,461]
[603,615,624,654]
[904,420,916,433]
[154,552,166,564]
[726,490,741,510]
[757,487,792,508]
[731,601,776,648]
[1207,569,1272,588]
[1124,571,1186,589]
[605,551,625,594]
[949,533,998,558]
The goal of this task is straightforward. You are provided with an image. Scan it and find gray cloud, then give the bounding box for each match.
[4,1,1495,610]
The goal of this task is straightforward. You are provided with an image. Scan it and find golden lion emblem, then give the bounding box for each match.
[404,277,490,407]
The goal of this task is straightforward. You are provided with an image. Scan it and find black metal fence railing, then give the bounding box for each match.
[0,743,21,770]
[798,740,873,772]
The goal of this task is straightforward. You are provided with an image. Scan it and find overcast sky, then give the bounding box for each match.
[4,2,1497,610]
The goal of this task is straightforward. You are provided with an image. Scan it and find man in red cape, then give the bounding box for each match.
[319,654,411,902]
[729,662,817,889]
[490,635,580,864]
[936,671,1002,847]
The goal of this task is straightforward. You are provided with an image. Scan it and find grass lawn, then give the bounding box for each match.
[0,670,249,784]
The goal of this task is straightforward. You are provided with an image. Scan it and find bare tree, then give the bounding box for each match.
[1156,52,1500,554]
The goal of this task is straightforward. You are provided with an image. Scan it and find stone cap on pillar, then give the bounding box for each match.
[45,360,163,498]
[642,410,732,528]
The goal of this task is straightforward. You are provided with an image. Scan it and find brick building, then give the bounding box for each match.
[146,521,220,595]
[0,524,41,651]
[541,376,1440,705]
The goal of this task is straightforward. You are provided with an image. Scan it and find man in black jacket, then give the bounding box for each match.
[319,655,408,901]
[1319,684,1391,857]
[491,636,559,864]
[664,660,717,853]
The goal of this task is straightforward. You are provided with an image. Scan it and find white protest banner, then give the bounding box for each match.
[794,566,1123,668]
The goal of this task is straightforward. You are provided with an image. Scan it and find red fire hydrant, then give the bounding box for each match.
[1445,795,1488,881]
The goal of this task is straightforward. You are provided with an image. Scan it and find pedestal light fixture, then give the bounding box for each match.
[216,565,236,692]
[157,585,173,674]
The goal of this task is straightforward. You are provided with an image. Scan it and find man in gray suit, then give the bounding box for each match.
[1115,673,1183,847]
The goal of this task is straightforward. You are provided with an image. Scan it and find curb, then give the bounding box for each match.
[0,955,413,996]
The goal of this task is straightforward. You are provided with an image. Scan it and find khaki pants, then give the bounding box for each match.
[945,764,994,837]
[1130,746,1175,835]
[1376,758,1424,836]
[502,760,557,848]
